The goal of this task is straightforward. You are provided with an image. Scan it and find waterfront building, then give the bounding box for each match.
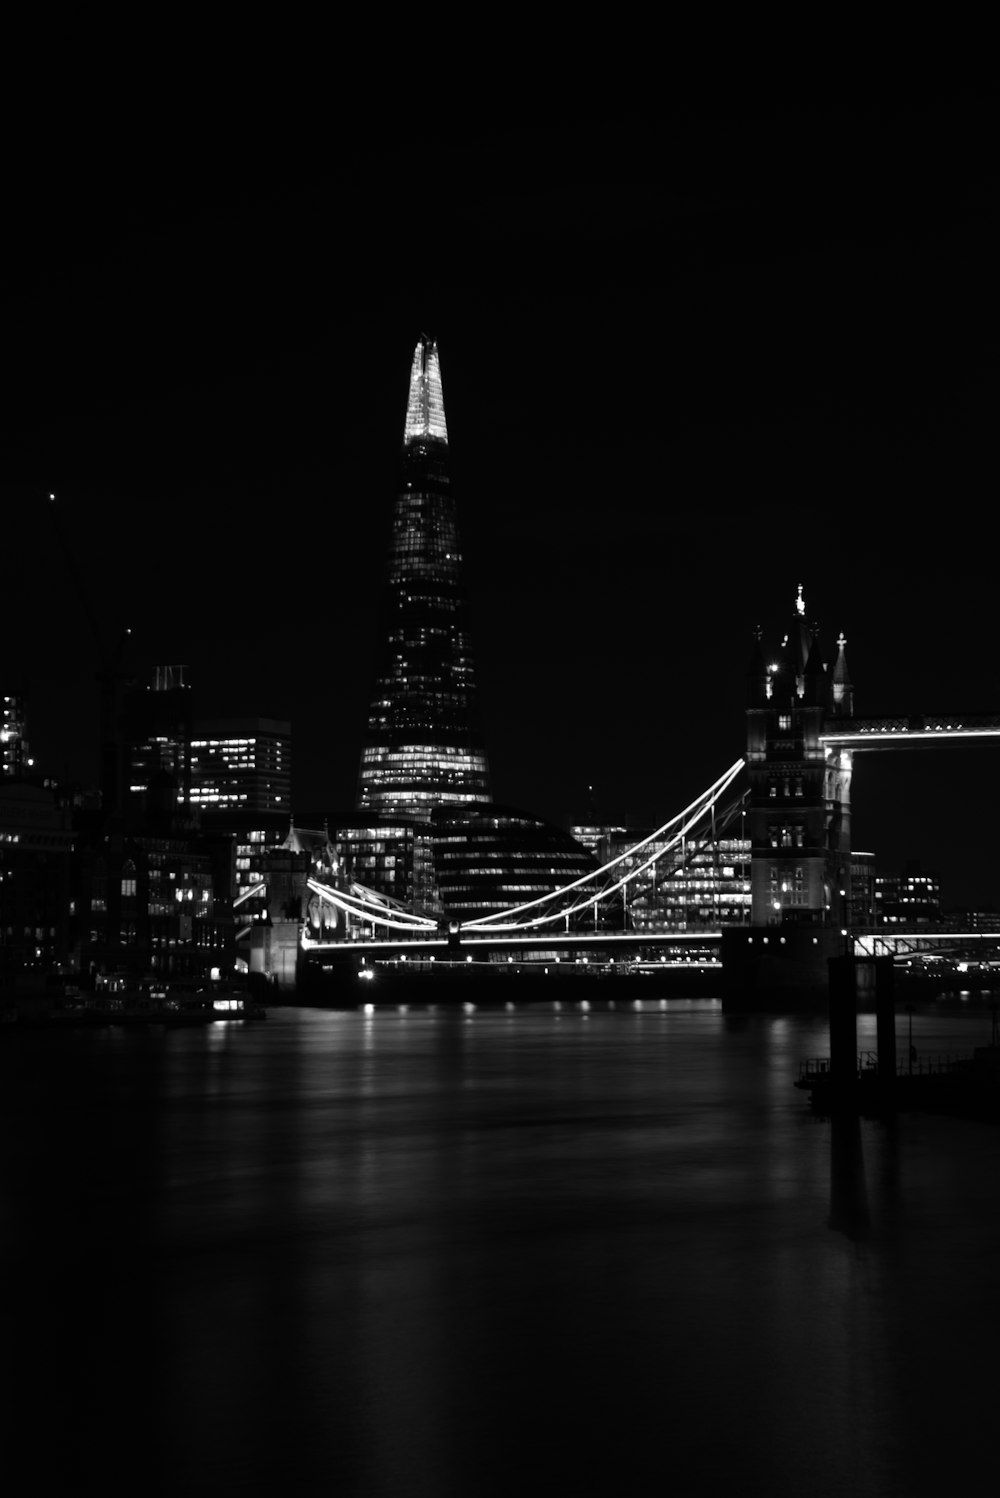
[0,780,73,976]
[71,774,234,982]
[432,804,596,926]
[570,822,751,931]
[356,336,491,822]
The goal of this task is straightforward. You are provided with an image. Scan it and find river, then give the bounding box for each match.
[3,991,998,1496]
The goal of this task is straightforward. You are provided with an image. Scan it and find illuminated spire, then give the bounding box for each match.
[832,631,853,715]
[787,584,813,694]
[403,336,448,446]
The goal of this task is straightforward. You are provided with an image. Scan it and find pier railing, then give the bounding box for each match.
[799,1052,965,1082]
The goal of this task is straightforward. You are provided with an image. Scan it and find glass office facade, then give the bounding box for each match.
[432,804,596,925]
[571,825,752,932]
[190,718,291,812]
[357,338,491,820]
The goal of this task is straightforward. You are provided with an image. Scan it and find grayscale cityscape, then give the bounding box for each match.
[3,91,999,1498]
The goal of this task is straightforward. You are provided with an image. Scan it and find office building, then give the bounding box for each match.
[71,777,234,982]
[875,860,942,925]
[432,804,596,925]
[356,336,491,820]
[191,718,291,813]
[123,665,193,806]
[571,822,751,931]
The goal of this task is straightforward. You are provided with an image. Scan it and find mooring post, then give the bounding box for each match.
[828,955,859,1110]
[874,957,896,1112]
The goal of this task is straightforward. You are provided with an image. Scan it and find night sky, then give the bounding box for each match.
[4,91,999,906]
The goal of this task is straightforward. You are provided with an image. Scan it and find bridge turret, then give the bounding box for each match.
[831,632,854,716]
[768,639,798,711]
[789,584,814,698]
[747,627,769,708]
[745,587,853,932]
[803,635,827,709]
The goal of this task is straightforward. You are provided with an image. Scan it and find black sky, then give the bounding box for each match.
[4,89,999,905]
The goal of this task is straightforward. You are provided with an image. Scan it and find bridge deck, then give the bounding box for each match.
[820,713,1000,748]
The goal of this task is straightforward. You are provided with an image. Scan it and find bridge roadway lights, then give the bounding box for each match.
[721,926,846,1007]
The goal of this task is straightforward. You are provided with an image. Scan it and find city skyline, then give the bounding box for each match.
[4,96,999,904]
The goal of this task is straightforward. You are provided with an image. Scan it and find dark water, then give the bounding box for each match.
[3,993,999,1497]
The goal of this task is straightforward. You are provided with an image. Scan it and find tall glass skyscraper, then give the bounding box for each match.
[356,338,492,820]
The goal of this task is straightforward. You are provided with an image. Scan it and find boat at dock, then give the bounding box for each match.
[4,978,266,1027]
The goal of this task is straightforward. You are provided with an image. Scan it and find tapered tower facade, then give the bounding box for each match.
[356,338,491,820]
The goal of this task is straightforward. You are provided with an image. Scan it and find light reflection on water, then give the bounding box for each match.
[3,996,999,1497]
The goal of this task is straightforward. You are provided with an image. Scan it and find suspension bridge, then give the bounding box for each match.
[285,594,1000,997]
[303,759,746,953]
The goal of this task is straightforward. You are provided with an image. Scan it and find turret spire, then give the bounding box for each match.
[403,336,448,446]
[832,631,854,715]
[747,625,769,706]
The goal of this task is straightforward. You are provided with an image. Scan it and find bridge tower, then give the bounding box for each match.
[745,586,854,931]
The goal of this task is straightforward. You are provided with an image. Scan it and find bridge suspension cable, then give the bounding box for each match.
[459,758,746,933]
[305,878,439,933]
[302,759,746,937]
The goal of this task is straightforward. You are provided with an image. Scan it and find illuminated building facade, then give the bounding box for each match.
[198,807,292,914]
[875,860,942,925]
[190,718,291,812]
[849,850,876,927]
[432,805,596,925]
[2,690,32,779]
[123,666,193,807]
[71,780,234,981]
[0,781,72,975]
[745,586,853,926]
[570,823,751,931]
[357,337,491,822]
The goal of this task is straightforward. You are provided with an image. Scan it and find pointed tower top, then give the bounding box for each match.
[795,583,806,617]
[831,631,854,714]
[802,634,827,706]
[403,336,448,446]
[747,626,769,706]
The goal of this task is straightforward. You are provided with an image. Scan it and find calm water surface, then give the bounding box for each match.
[3,993,999,1497]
